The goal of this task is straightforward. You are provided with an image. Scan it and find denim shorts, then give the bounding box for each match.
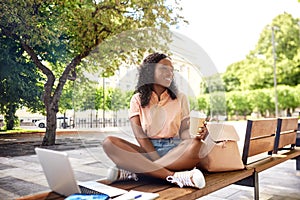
[150,138,181,157]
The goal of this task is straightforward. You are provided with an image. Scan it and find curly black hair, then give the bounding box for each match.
[135,52,178,107]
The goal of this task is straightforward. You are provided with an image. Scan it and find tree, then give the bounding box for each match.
[0,35,44,130]
[248,89,273,117]
[95,87,106,127]
[226,91,252,120]
[59,81,75,127]
[222,13,300,91]
[0,0,184,145]
[277,85,298,112]
[222,61,243,92]
[188,96,198,111]
[124,90,134,109]
[106,87,126,124]
[197,95,209,115]
[253,13,300,86]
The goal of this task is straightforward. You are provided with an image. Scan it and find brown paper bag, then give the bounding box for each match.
[196,124,245,172]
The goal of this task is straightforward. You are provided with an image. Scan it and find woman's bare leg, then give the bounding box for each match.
[154,138,203,171]
[102,136,174,179]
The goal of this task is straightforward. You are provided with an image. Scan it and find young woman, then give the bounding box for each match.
[103,53,208,189]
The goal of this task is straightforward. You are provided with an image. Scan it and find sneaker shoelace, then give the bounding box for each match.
[119,168,138,181]
[166,170,195,188]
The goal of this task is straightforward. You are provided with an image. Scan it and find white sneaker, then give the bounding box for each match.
[107,166,138,183]
[166,168,205,189]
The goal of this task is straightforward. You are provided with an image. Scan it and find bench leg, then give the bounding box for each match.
[234,172,259,200]
[296,155,300,171]
[254,171,259,200]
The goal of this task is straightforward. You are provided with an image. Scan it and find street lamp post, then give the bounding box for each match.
[271,26,279,118]
[103,77,105,128]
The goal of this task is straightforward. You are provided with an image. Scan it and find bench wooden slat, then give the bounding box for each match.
[242,118,277,164]
[16,192,62,200]
[134,184,172,193]
[274,117,298,152]
[105,179,150,190]
[157,187,195,200]
[111,169,255,200]
[278,131,297,148]
[159,169,254,200]
[250,119,277,138]
[248,136,275,156]
[107,177,173,192]
[104,169,254,200]
[247,148,300,172]
[279,117,298,132]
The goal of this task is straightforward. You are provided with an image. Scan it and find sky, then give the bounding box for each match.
[174,0,300,73]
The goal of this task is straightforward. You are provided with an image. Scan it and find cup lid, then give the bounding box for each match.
[190,110,206,118]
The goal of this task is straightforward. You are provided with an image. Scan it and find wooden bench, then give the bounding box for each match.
[235,117,300,199]
[17,118,300,200]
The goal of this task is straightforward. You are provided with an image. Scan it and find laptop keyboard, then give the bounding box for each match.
[79,185,105,195]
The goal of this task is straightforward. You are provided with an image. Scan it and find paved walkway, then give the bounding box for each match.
[0,123,299,200]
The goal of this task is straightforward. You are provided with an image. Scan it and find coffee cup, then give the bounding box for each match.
[189,110,207,137]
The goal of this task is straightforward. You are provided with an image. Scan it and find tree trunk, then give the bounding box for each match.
[19,40,91,146]
[114,110,118,127]
[96,110,98,128]
[4,103,18,130]
[42,105,58,146]
[63,112,67,129]
[90,110,93,128]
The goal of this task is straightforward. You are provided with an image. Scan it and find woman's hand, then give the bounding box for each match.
[195,121,209,140]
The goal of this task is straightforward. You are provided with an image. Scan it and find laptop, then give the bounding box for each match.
[35,147,127,198]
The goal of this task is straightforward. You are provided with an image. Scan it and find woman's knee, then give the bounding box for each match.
[181,138,203,157]
[102,136,119,152]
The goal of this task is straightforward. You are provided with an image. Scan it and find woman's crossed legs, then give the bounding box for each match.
[102,136,204,180]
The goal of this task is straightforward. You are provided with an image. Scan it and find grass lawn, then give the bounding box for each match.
[0,128,45,134]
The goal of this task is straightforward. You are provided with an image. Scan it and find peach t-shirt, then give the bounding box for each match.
[129,90,190,139]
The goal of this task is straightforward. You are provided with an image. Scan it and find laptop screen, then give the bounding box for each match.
[35,147,81,196]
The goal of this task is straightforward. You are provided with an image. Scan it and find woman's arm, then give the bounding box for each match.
[130,115,161,161]
[179,117,191,140]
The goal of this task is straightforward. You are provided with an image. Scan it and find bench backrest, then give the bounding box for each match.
[242,118,277,165]
[274,117,298,153]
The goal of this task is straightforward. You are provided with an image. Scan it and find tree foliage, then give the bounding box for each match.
[202,86,298,119]
[226,91,252,119]
[0,35,44,130]
[0,0,184,145]
[222,13,300,91]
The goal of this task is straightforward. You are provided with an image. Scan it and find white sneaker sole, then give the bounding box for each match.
[107,166,118,183]
[193,170,206,189]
